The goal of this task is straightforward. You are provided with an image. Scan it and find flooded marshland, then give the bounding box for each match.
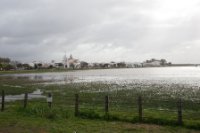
[1,67,200,102]
[0,67,200,126]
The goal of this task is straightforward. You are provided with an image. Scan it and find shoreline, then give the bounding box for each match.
[0,65,199,75]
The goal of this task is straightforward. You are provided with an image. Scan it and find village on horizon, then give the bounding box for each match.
[0,54,198,71]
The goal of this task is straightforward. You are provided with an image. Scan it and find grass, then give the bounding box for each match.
[0,103,199,133]
[0,75,200,132]
[1,117,198,133]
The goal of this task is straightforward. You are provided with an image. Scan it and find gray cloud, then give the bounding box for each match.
[0,0,200,63]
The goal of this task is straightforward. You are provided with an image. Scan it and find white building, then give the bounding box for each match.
[63,54,79,69]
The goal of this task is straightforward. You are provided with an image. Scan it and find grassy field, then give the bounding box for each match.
[0,108,199,133]
[0,75,200,133]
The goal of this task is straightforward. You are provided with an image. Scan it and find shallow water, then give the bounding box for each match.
[0,89,46,102]
[1,67,200,87]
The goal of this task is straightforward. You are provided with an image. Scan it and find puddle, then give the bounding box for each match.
[0,89,46,102]
[3,84,23,88]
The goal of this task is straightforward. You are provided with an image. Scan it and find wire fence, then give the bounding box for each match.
[0,90,200,128]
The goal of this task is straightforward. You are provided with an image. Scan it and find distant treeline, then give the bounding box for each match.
[0,57,35,71]
[0,57,10,63]
[171,64,199,66]
[0,57,14,70]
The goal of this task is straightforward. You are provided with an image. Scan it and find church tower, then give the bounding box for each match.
[63,52,67,69]
[69,54,73,59]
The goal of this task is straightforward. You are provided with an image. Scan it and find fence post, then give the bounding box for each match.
[138,95,142,122]
[1,90,5,112]
[75,94,79,116]
[47,93,52,108]
[24,93,28,108]
[105,95,109,113]
[177,98,183,125]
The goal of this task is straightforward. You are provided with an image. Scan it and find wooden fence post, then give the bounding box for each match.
[47,93,52,108]
[105,95,109,113]
[177,98,183,125]
[1,90,5,112]
[24,93,28,108]
[75,94,79,116]
[138,96,142,122]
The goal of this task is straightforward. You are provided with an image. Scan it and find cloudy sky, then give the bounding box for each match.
[0,0,200,63]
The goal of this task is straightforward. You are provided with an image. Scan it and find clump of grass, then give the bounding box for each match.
[103,113,121,121]
[79,110,101,119]
[184,121,200,130]
[142,117,178,126]
[16,104,70,120]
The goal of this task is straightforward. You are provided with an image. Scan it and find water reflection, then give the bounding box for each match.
[1,67,200,87]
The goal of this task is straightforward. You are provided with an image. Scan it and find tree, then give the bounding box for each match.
[161,59,167,66]
[34,64,38,69]
[0,63,2,70]
[17,63,23,68]
[23,64,32,70]
[5,64,14,70]
[37,63,43,69]
[0,57,13,70]
[117,62,126,68]
[151,58,156,62]
[80,61,88,69]
[1,63,14,70]
[49,65,53,69]
[0,57,10,63]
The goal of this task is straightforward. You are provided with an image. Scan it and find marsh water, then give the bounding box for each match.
[1,67,200,101]
[1,89,46,102]
[2,67,200,87]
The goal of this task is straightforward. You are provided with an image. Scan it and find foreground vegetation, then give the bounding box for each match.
[0,104,199,133]
[0,76,200,132]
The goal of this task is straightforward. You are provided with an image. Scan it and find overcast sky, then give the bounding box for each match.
[0,0,200,63]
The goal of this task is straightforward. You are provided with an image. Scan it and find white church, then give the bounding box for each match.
[63,54,80,69]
